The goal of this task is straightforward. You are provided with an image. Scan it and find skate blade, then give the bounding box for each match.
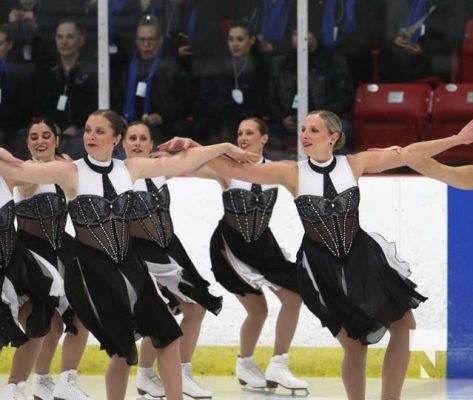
[136,394,165,400]
[265,386,310,398]
[183,393,212,399]
[240,385,268,395]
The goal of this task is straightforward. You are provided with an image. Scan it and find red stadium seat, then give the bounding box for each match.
[430,83,473,163]
[353,83,433,151]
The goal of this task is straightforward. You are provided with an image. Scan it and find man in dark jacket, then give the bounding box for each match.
[34,18,97,159]
[119,14,192,143]
[268,29,355,151]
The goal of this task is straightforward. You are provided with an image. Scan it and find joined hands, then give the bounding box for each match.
[159,137,260,163]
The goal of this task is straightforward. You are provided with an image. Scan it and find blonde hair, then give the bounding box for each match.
[308,110,346,150]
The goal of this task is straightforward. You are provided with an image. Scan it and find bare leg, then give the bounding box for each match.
[236,293,268,357]
[178,302,206,363]
[105,356,130,400]
[9,338,44,383]
[270,288,302,355]
[381,310,416,400]
[337,328,367,400]
[60,317,89,371]
[139,336,157,368]
[34,311,63,374]
[157,339,183,400]
[9,301,44,383]
[138,301,205,366]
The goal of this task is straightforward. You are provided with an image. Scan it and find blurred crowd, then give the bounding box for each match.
[1,0,473,159]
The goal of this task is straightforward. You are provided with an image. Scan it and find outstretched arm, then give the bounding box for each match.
[158,137,299,194]
[349,120,473,178]
[411,158,473,190]
[156,137,227,183]
[125,142,260,181]
[0,148,78,195]
[206,157,299,196]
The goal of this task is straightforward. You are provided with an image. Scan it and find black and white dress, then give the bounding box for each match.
[65,156,182,365]
[210,162,299,296]
[12,183,76,335]
[295,155,427,345]
[0,176,27,347]
[130,176,222,315]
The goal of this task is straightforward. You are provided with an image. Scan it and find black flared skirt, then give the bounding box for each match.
[132,235,222,316]
[64,241,182,365]
[210,220,299,296]
[296,229,427,345]
[5,232,67,338]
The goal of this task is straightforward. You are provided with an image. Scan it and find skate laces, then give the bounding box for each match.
[147,373,162,386]
[247,361,265,379]
[40,375,55,391]
[65,378,90,398]
[184,372,206,390]
[15,382,27,400]
[280,364,298,379]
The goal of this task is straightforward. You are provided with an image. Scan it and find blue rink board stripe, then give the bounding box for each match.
[447,187,473,379]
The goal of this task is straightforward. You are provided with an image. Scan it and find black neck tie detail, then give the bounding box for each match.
[250,158,265,195]
[145,178,158,193]
[54,184,64,196]
[308,157,338,200]
[251,183,262,195]
[83,156,117,200]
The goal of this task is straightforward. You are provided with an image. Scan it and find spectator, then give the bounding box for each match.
[33,19,97,159]
[0,24,34,154]
[267,29,355,151]
[114,0,162,58]
[331,0,385,84]
[160,0,225,68]
[381,0,467,83]
[5,0,96,66]
[6,0,52,65]
[118,14,192,144]
[237,0,296,58]
[195,19,269,144]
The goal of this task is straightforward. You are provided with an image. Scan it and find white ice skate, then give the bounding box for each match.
[32,373,55,400]
[0,382,27,400]
[265,354,309,397]
[182,363,212,399]
[235,356,267,390]
[53,369,93,400]
[136,367,165,399]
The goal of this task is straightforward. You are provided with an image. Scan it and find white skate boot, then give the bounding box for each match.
[32,373,55,400]
[235,356,266,389]
[265,354,309,396]
[53,369,93,400]
[0,382,26,400]
[182,363,212,399]
[16,382,27,400]
[136,367,165,398]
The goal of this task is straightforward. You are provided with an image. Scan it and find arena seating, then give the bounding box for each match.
[429,83,473,163]
[353,83,433,151]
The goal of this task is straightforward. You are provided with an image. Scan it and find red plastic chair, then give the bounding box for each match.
[353,83,433,151]
[430,83,473,163]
